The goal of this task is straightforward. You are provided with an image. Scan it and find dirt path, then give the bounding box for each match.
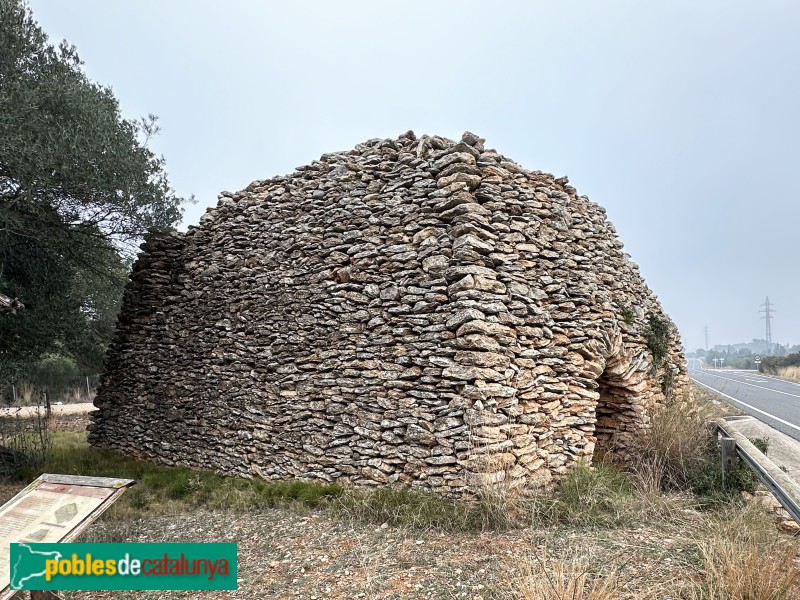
[0,402,94,417]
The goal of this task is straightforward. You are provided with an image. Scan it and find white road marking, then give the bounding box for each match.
[691,378,800,434]
[695,371,800,400]
[753,372,800,389]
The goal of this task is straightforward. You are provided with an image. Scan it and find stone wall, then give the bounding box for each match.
[89,131,690,495]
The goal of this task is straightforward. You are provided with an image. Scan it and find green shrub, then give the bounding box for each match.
[659,369,675,398]
[616,301,635,325]
[749,437,769,455]
[28,353,81,399]
[760,351,800,374]
[643,314,670,372]
[531,462,635,527]
[629,402,760,505]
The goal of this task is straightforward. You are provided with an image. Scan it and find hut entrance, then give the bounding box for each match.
[593,355,638,460]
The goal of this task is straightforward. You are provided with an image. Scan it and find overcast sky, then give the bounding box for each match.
[29,0,800,353]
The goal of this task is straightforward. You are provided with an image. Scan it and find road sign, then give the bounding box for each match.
[755,355,762,363]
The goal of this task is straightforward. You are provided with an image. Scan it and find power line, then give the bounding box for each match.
[759,297,775,355]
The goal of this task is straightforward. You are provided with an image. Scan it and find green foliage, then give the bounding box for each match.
[749,437,769,456]
[760,352,800,374]
[681,451,760,505]
[643,313,670,372]
[705,348,758,370]
[33,432,343,516]
[659,369,675,398]
[533,462,635,527]
[615,301,635,325]
[0,0,188,380]
[28,353,80,397]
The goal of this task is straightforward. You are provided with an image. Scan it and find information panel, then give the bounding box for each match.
[1,474,134,598]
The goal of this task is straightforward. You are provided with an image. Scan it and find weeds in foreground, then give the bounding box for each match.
[688,504,800,599]
[628,400,714,492]
[517,552,648,600]
[17,432,667,532]
[473,478,529,530]
[531,462,636,527]
[627,394,759,505]
[4,409,799,599]
[514,502,800,600]
[0,404,52,478]
[772,365,800,383]
[331,486,480,531]
[17,408,761,532]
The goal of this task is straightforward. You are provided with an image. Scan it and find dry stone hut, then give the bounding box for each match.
[89,131,689,495]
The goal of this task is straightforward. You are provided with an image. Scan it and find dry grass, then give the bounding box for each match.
[775,365,800,383]
[471,477,530,531]
[515,501,800,600]
[11,381,36,406]
[330,486,480,532]
[624,385,760,504]
[689,504,800,599]
[64,384,86,403]
[467,409,536,530]
[0,403,53,477]
[691,383,747,418]
[629,399,715,492]
[530,462,639,527]
[517,554,631,600]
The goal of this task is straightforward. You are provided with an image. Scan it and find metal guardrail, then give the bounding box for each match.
[714,418,800,524]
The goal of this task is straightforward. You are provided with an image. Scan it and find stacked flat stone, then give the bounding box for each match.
[89,131,690,495]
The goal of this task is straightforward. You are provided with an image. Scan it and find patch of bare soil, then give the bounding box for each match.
[63,507,712,600]
[50,412,91,432]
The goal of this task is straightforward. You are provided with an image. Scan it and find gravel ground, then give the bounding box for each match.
[59,506,710,600]
[2,405,798,599]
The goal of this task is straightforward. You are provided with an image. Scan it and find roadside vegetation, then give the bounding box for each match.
[1,384,798,598]
[763,364,800,383]
[755,351,800,382]
[760,351,800,376]
[773,365,800,382]
[696,347,800,372]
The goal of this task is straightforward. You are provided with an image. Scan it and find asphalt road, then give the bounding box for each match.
[690,367,800,442]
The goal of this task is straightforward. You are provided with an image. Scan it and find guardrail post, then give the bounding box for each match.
[721,437,738,472]
[713,417,800,525]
